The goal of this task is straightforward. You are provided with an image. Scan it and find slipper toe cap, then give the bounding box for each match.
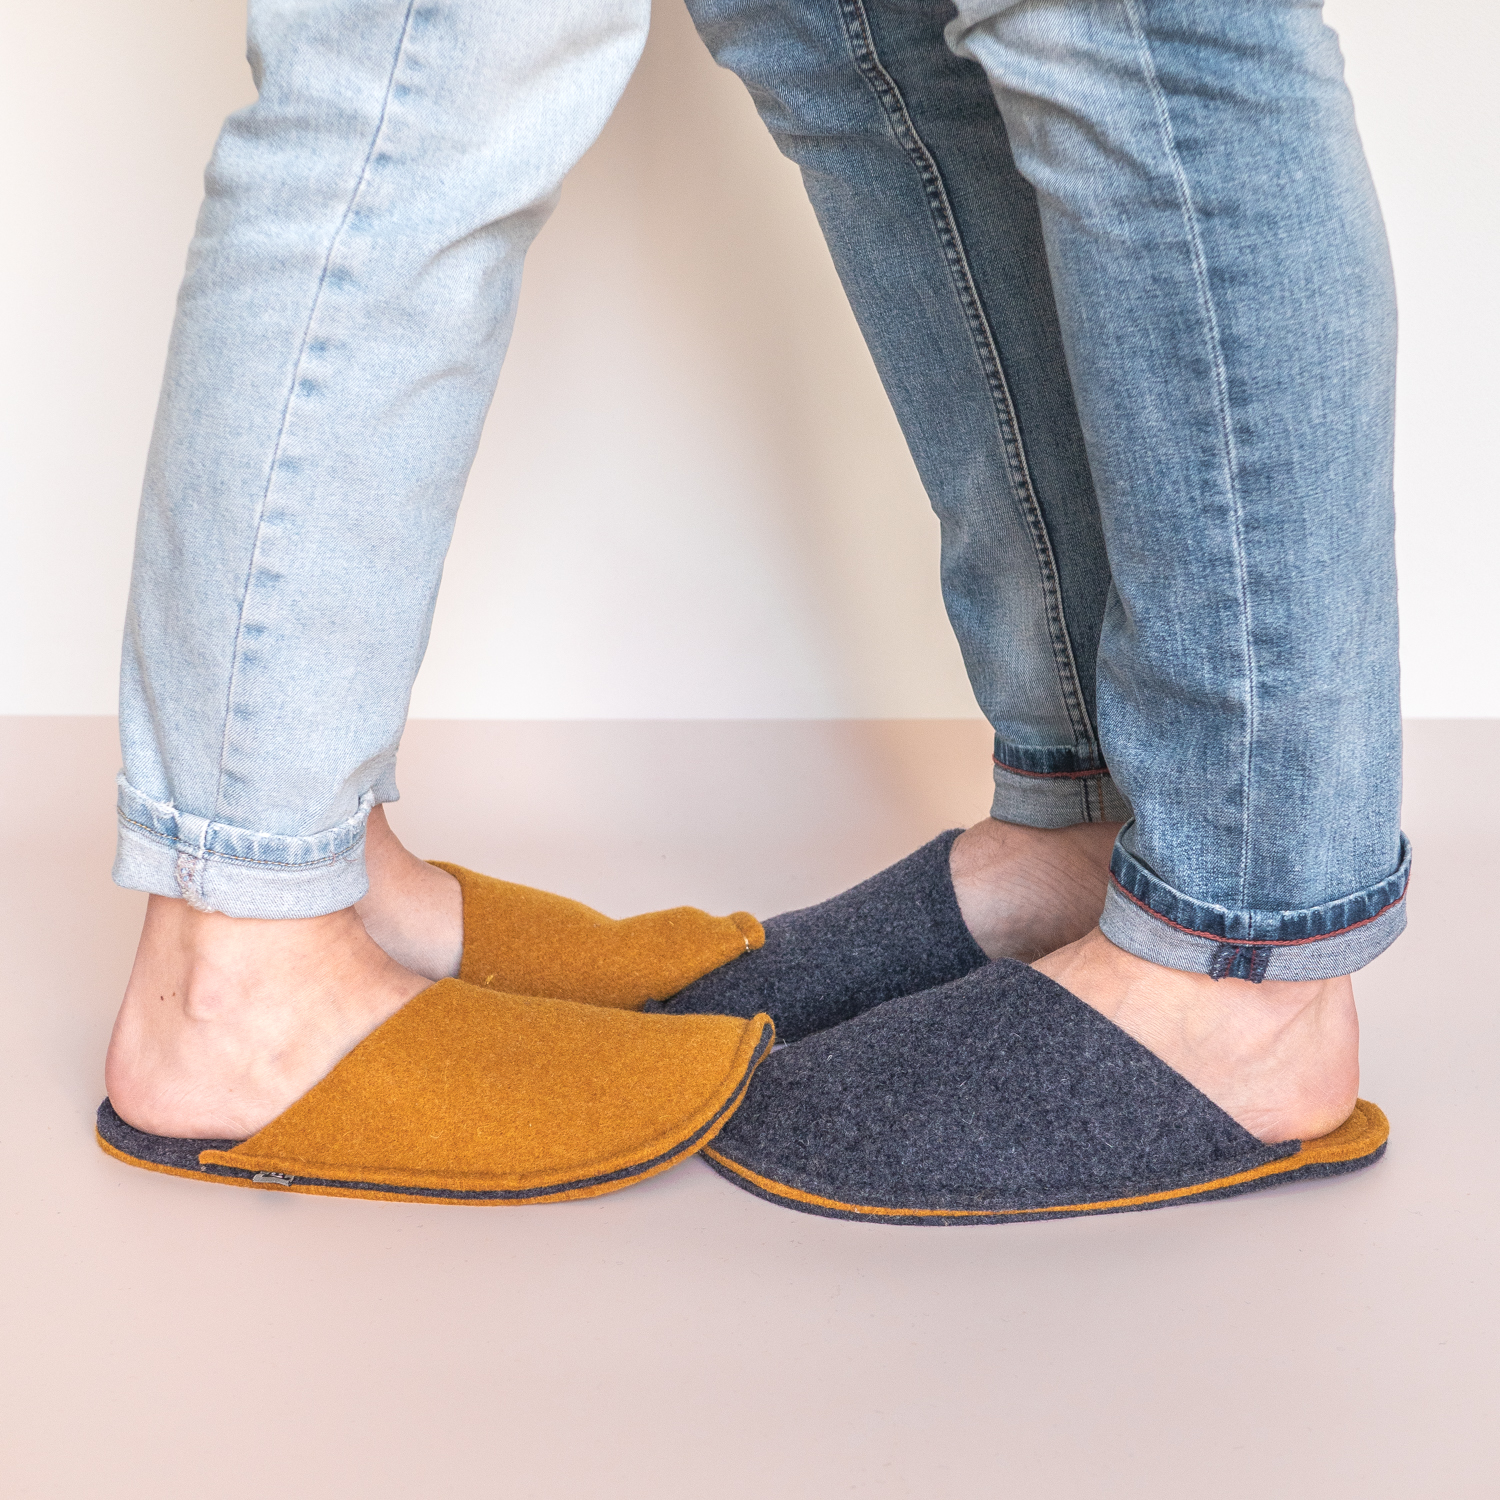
[437,862,763,1009]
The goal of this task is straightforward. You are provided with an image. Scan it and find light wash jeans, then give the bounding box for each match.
[117,0,1408,982]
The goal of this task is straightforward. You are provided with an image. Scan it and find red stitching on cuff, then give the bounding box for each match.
[1108,872,1407,947]
[994,757,1111,781]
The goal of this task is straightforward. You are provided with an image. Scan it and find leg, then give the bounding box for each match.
[687,0,1124,961]
[691,0,1401,1144]
[108,0,649,1137]
[948,0,1402,1141]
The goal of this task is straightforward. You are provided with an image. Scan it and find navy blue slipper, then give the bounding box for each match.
[702,959,1388,1225]
[655,830,988,1042]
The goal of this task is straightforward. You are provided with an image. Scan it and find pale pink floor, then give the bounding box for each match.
[1,717,1494,1499]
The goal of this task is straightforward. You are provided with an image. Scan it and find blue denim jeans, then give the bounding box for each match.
[116,0,650,917]
[117,0,1408,982]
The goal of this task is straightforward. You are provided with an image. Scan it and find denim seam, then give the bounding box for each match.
[118,813,359,871]
[1208,944,1272,983]
[836,0,1099,765]
[1121,0,1257,907]
[1109,871,1407,947]
[993,756,1111,782]
[205,2,420,865]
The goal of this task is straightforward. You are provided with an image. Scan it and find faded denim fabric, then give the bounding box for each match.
[687,0,1125,823]
[690,0,1405,978]
[946,0,1406,977]
[115,0,649,917]
[117,0,1407,981]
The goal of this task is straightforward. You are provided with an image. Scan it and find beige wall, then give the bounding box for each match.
[2,0,1494,717]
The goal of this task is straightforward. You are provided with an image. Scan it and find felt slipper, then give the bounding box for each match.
[702,960,1386,1225]
[97,979,773,1205]
[655,830,988,1041]
[432,862,764,1009]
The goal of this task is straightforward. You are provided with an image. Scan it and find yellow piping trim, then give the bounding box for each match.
[703,1098,1389,1220]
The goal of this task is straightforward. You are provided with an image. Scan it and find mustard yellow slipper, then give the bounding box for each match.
[433,863,764,1009]
[96,979,774,1205]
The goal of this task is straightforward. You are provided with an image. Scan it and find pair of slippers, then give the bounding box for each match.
[99,834,1388,1221]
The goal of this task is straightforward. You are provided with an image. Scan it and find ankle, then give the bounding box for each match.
[130,897,379,1011]
[107,894,427,1138]
[951,817,1121,962]
[355,804,463,980]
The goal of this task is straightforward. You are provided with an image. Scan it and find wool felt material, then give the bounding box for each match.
[656,830,988,1041]
[432,862,764,1008]
[703,960,1387,1225]
[97,979,774,1204]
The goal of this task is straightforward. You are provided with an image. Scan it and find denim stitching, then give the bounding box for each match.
[993,756,1111,781]
[206,2,421,859]
[1208,944,1272,983]
[836,0,1099,765]
[1120,0,1257,906]
[1111,871,1406,947]
[119,813,360,870]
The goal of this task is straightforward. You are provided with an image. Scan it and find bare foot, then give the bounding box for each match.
[950,817,1121,962]
[354,803,463,981]
[105,894,429,1139]
[1034,929,1359,1143]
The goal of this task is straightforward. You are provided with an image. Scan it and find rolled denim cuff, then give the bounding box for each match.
[990,742,1132,829]
[1101,826,1412,981]
[113,774,372,919]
